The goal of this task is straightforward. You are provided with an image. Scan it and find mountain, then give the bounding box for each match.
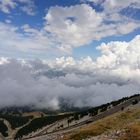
[60,102,140,140]
[0,94,139,140]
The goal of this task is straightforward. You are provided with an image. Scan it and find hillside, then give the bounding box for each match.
[59,104,140,140]
[0,94,139,140]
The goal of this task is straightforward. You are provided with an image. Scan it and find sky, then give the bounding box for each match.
[0,0,140,109]
[0,0,140,59]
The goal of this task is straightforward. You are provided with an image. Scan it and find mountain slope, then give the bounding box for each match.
[59,103,140,140]
[0,94,139,140]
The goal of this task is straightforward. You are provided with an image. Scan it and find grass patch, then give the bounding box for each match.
[59,108,140,140]
[119,122,140,140]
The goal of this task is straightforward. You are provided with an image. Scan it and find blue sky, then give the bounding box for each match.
[0,0,82,28]
[0,0,140,59]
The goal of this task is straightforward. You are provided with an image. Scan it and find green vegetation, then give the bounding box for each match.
[15,113,72,139]
[0,120,8,137]
[80,94,139,118]
[66,94,140,126]
[0,115,33,129]
[132,99,139,105]
[59,107,140,140]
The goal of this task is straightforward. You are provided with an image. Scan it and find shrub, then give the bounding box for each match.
[132,99,139,105]
[15,114,72,139]
[0,115,33,129]
[0,120,8,137]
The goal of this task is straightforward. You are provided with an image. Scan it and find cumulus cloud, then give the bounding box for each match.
[44,4,103,52]
[44,3,140,53]
[0,35,140,109]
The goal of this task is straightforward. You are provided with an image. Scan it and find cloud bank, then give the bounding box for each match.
[0,35,140,109]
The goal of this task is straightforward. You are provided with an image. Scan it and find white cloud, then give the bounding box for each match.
[19,0,36,15]
[44,4,140,53]
[96,35,140,69]
[0,0,16,13]
[83,0,140,13]
[0,0,36,15]
[0,57,9,64]
[44,4,103,48]
[102,0,140,13]
[5,19,11,23]
[0,35,140,109]
[0,22,64,58]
